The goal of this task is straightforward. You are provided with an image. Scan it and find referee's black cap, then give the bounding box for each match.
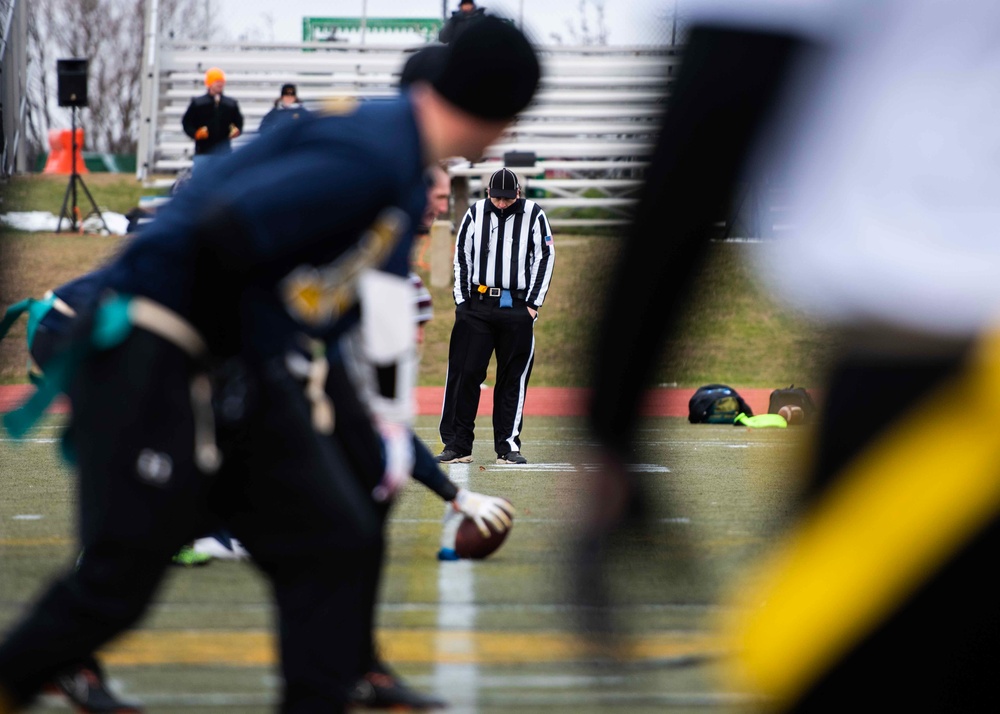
[488,168,519,198]
[431,16,541,120]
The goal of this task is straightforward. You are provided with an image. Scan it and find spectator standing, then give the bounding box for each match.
[181,67,243,164]
[259,83,310,134]
[439,0,487,44]
[437,167,554,465]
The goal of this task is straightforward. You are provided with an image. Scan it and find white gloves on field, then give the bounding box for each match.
[449,488,515,537]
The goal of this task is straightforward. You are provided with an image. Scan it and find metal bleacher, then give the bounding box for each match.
[137,38,677,228]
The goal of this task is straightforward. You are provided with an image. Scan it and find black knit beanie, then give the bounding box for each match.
[431,16,541,120]
[400,44,449,88]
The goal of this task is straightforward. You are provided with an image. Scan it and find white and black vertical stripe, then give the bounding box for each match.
[451,198,555,307]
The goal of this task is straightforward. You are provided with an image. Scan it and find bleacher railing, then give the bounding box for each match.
[138,39,678,228]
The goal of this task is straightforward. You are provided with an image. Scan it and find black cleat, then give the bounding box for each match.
[435,448,472,464]
[45,664,143,713]
[496,451,527,464]
[349,662,447,710]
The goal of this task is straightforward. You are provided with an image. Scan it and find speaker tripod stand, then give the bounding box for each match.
[57,106,109,234]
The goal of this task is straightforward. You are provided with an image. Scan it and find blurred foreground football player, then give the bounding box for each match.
[584,1,1000,711]
[0,16,539,713]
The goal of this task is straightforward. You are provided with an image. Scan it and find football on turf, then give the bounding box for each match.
[454,501,513,559]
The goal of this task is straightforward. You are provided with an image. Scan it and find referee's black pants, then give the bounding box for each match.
[440,296,535,457]
[0,329,381,713]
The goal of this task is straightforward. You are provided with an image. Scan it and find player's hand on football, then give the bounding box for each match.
[453,488,515,537]
[372,420,413,502]
[194,126,209,140]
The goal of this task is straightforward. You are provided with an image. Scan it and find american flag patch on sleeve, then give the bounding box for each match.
[544,235,553,245]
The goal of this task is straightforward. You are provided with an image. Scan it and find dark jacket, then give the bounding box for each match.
[438,7,487,44]
[258,102,311,134]
[181,93,244,155]
[104,94,429,361]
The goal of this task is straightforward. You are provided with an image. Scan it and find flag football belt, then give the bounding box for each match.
[0,292,80,384]
[3,294,221,473]
[474,285,527,300]
[0,291,75,349]
[47,291,77,318]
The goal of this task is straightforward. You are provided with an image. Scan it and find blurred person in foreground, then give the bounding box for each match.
[398,45,453,269]
[323,55,513,707]
[583,1,1000,711]
[0,164,510,712]
[0,16,539,714]
[327,160,514,708]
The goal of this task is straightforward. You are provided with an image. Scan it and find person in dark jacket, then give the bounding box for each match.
[438,0,487,44]
[181,67,243,158]
[258,83,311,134]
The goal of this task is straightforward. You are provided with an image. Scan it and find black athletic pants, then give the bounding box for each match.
[782,344,1000,713]
[324,347,459,680]
[321,354,389,677]
[0,329,381,713]
[440,296,535,457]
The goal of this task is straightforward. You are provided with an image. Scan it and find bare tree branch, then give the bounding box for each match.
[25,0,215,158]
[551,0,609,46]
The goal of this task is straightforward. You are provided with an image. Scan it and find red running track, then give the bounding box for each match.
[0,385,775,419]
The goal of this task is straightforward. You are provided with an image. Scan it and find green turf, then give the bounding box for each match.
[1,174,829,388]
[1,173,163,217]
[0,415,808,712]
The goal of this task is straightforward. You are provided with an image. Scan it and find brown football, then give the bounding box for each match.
[454,500,513,559]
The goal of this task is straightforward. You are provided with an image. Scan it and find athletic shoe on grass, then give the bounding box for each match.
[45,663,143,713]
[435,449,472,464]
[349,661,447,710]
[496,451,527,464]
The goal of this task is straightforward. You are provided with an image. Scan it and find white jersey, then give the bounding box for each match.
[689,0,1000,336]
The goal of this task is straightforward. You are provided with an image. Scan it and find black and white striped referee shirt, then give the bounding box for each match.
[452,198,555,309]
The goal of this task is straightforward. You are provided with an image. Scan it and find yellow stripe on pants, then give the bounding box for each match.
[718,330,1000,707]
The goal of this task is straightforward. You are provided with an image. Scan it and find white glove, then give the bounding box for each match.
[372,420,413,503]
[452,488,515,537]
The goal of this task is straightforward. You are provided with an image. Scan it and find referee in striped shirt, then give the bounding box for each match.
[437,167,555,464]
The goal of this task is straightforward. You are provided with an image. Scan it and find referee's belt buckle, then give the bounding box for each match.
[487,287,501,297]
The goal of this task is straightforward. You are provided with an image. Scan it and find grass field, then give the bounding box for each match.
[1,174,823,712]
[1,174,830,388]
[0,414,810,713]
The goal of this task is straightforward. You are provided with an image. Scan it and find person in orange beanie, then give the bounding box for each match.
[181,66,243,164]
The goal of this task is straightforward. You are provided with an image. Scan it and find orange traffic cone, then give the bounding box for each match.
[42,128,88,175]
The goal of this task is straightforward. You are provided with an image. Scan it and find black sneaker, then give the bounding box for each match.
[496,451,527,464]
[436,448,472,464]
[45,664,143,713]
[349,661,447,710]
